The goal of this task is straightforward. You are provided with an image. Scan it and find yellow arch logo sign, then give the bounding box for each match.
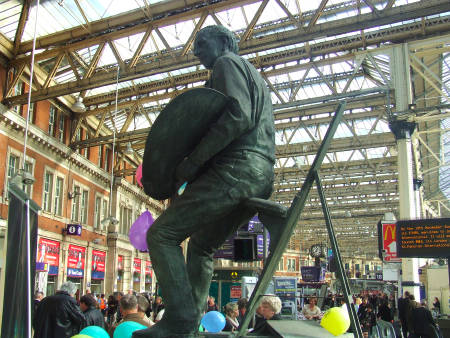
[383,224,396,241]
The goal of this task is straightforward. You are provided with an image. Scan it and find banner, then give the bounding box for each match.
[301,266,322,282]
[67,244,86,278]
[134,258,141,274]
[378,222,401,262]
[92,250,106,279]
[145,261,152,275]
[118,255,124,271]
[37,238,60,274]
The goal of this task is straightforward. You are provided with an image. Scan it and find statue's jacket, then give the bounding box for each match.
[188,52,276,174]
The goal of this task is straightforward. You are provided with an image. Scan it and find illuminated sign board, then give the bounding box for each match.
[377,221,401,262]
[396,218,450,258]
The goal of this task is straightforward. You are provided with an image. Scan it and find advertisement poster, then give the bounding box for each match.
[134,258,141,274]
[230,285,242,300]
[92,250,106,279]
[67,244,86,278]
[273,277,297,319]
[37,238,60,275]
[380,222,401,262]
[145,261,152,276]
[118,255,124,271]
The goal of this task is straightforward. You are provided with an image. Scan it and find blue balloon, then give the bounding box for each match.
[114,321,147,338]
[80,326,108,338]
[201,311,226,333]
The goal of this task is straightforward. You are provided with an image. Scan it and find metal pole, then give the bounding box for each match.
[238,102,347,336]
[315,171,363,338]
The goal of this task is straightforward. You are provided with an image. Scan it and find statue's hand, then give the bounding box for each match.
[175,157,198,184]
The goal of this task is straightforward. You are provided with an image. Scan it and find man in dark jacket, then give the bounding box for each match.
[412,300,439,338]
[33,281,86,338]
[80,294,105,328]
[134,24,275,338]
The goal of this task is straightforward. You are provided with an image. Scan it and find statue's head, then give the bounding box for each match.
[194,25,239,69]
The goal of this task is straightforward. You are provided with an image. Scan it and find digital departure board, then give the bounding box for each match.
[396,218,450,258]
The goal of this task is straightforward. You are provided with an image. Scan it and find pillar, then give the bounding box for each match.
[390,43,420,301]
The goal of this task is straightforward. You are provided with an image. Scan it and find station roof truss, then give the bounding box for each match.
[0,0,449,256]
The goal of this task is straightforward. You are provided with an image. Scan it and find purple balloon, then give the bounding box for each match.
[129,211,154,251]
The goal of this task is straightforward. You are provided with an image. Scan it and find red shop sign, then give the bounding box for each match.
[67,244,86,270]
[37,238,60,266]
[145,261,152,275]
[134,258,141,274]
[92,250,106,272]
[118,255,124,271]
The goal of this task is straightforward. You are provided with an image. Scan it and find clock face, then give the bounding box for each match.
[310,244,323,258]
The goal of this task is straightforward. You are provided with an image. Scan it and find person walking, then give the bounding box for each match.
[33,281,86,338]
[80,294,105,328]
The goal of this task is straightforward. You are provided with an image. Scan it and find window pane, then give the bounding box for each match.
[80,190,88,224]
[43,172,53,212]
[53,177,63,216]
[71,185,80,222]
[48,106,56,136]
[58,114,65,142]
[8,155,19,178]
[94,197,101,229]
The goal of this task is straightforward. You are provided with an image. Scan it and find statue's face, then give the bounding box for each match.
[194,34,225,69]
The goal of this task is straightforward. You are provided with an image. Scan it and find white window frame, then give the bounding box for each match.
[58,113,65,143]
[42,169,54,213]
[287,258,296,271]
[278,257,284,271]
[48,106,56,136]
[71,182,89,225]
[53,175,64,217]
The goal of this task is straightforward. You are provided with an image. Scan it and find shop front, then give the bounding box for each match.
[67,244,86,294]
[133,258,141,292]
[117,255,124,291]
[91,249,106,295]
[144,260,152,293]
[36,238,60,296]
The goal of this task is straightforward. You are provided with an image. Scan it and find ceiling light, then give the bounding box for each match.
[72,96,86,113]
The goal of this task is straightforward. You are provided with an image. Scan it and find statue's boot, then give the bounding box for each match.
[186,241,215,326]
[132,243,198,337]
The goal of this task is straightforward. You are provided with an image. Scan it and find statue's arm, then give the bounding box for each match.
[178,57,255,180]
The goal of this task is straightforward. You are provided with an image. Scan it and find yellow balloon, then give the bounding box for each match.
[320,306,350,336]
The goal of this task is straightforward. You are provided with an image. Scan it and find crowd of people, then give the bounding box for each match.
[32,282,166,338]
[300,290,442,338]
[32,282,285,338]
[33,282,443,338]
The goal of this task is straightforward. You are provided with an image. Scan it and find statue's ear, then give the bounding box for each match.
[220,36,230,52]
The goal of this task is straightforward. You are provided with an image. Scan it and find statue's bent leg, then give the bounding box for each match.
[186,206,257,327]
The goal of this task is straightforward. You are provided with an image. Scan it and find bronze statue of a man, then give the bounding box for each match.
[133,25,275,337]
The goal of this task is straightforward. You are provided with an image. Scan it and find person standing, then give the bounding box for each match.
[80,294,105,328]
[206,296,218,312]
[106,294,117,325]
[33,281,86,338]
[432,297,440,315]
[412,300,439,338]
[34,291,44,313]
[398,291,410,338]
[109,295,152,337]
[237,297,248,326]
[223,302,239,332]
